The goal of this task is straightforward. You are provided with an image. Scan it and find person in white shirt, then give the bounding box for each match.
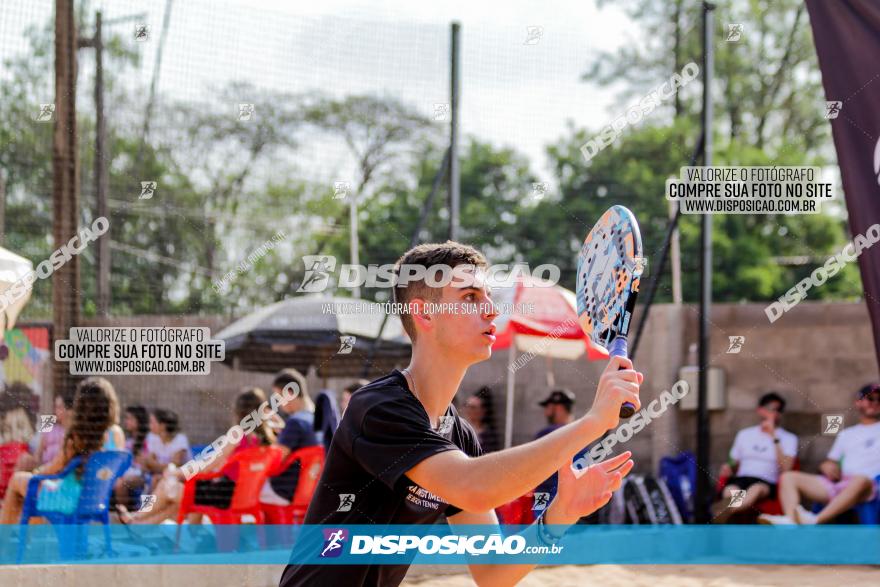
[715,392,797,522]
[139,408,191,492]
[762,383,880,525]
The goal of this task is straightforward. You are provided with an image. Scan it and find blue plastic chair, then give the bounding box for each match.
[810,473,880,524]
[854,474,880,524]
[17,450,132,563]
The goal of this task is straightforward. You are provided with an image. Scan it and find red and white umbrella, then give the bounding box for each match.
[490,274,606,447]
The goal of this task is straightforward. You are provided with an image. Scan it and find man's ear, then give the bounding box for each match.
[409,298,433,332]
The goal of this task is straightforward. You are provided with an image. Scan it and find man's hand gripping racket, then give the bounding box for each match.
[576,205,647,422]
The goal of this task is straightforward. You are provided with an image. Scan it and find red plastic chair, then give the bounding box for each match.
[261,445,325,525]
[495,492,536,525]
[177,445,284,526]
[716,459,799,517]
[0,442,30,500]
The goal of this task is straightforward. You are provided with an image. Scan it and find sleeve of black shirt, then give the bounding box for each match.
[351,397,462,490]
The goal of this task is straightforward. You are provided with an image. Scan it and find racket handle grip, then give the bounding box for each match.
[609,338,636,419]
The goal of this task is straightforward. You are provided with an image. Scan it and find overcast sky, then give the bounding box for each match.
[3,0,638,184]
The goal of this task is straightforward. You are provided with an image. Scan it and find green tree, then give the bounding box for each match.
[544,121,860,302]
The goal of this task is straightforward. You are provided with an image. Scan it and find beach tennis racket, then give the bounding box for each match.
[575,205,646,418]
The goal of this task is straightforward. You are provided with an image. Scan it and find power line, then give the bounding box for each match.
[106,197,345,233]
[109,239,216,277]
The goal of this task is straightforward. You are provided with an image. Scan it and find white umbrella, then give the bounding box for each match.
[0,247,34,333]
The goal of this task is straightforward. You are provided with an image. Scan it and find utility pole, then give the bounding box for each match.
[53,0,81,396]
[79,11,148,316]
[350,193,360,299]
[79,11,110,316]
[449,22,460,241]
[0,170,6,246]
[696,1,715,525]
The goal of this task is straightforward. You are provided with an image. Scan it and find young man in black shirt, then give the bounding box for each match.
[280,241,642,587]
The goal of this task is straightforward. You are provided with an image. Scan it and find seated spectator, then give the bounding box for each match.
[762,384,880,524]
[14,390,74,473]
[462,387,500,453]
[339,379,368,417]
[260,370,320,505]
[715,392,797,523]
[38,392,75,465]
[139,408,190,487]
[102,385,126,452]
[119,388,276,524]
[0,382,37,449]
[0,377,117,523]
[113,405,151,509]
[533,389,582,502]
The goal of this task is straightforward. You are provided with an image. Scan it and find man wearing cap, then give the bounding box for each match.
[714,391,798,523]
[534,389,584,501]
[760,383,880,524]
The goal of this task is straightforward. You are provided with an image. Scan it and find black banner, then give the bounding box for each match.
[807,0,880,373]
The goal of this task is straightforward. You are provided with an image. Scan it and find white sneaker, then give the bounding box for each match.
[795,505,818,525]
[758,513,796,525]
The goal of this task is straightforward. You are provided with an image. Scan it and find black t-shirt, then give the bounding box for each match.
[279,369,483,587]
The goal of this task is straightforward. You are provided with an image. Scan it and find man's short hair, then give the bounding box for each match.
[758,391,786,411]
[392,241,488,341]
[344,379,369,395]
[273,368,309,400]
[857,383,880,399]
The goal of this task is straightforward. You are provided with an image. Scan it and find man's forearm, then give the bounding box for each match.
[468,501,572,586]
[459,414,606,511]
[775,444,793,471]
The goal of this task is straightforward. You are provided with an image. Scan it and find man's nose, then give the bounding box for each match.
[483,298,499,318]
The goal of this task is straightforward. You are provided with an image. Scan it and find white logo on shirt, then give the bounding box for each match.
[406,485,446,510]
